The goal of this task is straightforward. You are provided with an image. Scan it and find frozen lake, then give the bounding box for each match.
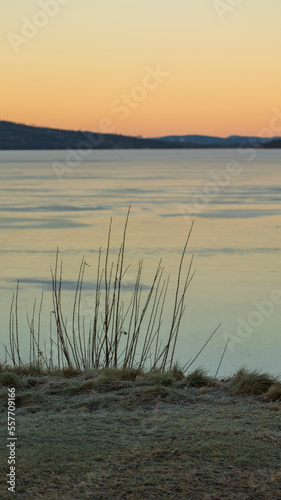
[0,149,281,376]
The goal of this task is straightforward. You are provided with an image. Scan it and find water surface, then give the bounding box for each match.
[1,149,281,375]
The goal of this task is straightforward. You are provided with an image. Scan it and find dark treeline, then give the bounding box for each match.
[0,121,197,150]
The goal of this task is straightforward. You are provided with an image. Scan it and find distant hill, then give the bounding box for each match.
[156,134,225,146]
[153,134,279,148]
[0,121,197,150]
[263,139,281,148]
[1,121,280,150]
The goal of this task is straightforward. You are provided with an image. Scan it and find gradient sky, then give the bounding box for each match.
[1,0,281,137]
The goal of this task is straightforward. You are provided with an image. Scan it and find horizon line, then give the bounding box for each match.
[1,119,279,141]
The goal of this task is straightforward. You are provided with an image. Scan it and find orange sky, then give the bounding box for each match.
[1,0,281,137]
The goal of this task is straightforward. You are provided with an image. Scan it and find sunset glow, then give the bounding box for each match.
[1,0,281,137]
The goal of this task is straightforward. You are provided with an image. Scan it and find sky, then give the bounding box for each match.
[1,0,281,137]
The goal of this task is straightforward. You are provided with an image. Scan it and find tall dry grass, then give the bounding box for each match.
[4,209,219,373]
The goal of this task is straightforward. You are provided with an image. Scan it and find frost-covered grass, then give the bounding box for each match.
[0,367,280,499]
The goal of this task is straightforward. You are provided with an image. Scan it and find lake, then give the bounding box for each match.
[0,149,281,376]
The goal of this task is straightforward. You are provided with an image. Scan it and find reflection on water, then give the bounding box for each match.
[0,150,281,375]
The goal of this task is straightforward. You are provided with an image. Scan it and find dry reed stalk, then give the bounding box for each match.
[3,212,221,375]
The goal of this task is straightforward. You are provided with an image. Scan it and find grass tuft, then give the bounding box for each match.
[265,383,281,402]
[169,363,185,380]
[233,368,279,396]
[0,371,23,388]
[185,368,210,387]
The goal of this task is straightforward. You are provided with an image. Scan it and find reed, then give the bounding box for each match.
[3,210,219,373]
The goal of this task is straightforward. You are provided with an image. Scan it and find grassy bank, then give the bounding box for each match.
[0,367,281,499]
